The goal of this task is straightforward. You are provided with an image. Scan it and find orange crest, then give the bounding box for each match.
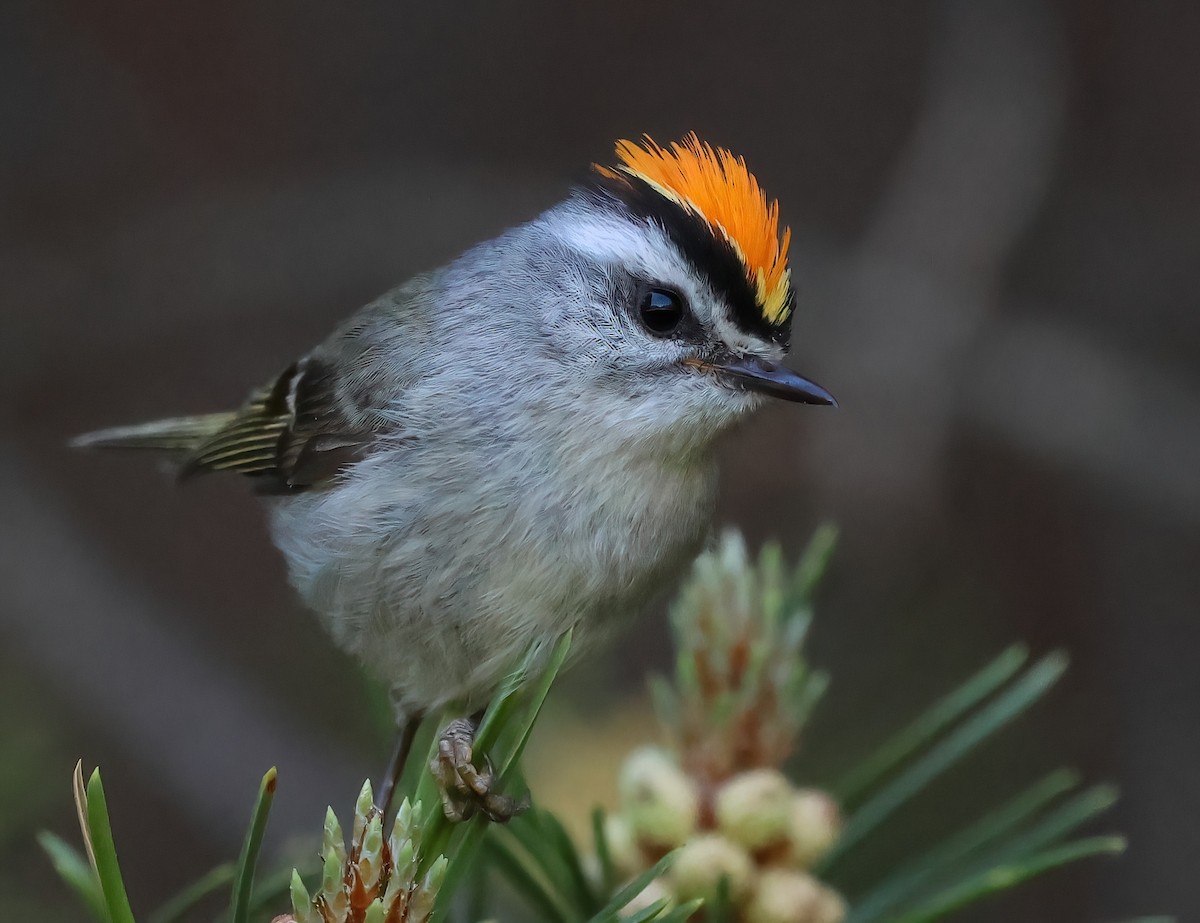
[596,134,793,327]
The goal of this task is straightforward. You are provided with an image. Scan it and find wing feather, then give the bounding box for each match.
[180,357,380,490]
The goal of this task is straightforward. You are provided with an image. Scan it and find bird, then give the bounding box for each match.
[72,134,836,821]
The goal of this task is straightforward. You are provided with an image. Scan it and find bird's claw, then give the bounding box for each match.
[430,717,529,823]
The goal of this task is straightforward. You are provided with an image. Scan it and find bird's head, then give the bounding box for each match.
[530,134,834,447]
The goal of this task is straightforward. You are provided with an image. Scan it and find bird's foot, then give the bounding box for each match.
[430,717,528,823]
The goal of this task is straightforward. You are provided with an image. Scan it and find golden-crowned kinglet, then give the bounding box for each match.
[73,135,835,820]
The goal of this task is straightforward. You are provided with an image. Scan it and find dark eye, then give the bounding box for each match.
[638,288,686,336]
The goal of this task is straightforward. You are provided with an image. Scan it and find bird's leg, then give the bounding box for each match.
[375,715,422,817]
[430,712,528,823]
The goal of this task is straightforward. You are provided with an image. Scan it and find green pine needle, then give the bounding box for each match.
[239,864,305,921]
[485,828,578,923]
[587,852,678,923]
[793,521,839,601]
[821,652,1068,870]
[85,768,137,923]
[506,808,597,915]
[38,830,108,923]
[892,836,1126,923]
[423,629,573,922]
[591,806,617,894]
[846,769,1081,921]
[650,899,705,923]
[149,862,235,923]
[228,767,277,923]
[833,644,1030,808]
[496,630,575,780]
[618,897,671,923]
[962,783,1120,874]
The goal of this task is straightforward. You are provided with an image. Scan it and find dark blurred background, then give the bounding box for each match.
[2,1,1197,919]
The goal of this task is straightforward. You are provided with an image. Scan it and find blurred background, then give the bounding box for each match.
[2,0,1197,919]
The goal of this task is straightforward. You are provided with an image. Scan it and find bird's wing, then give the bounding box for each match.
[180,354,384,492]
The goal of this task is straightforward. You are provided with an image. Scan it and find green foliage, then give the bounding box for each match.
[229,768,277,923]
[476,528,1141,922]
[149,864,235,923]
[415,629,574,922]
[42,629,686,923]
[831,645,1029,808]
[38,830,108,923]
[40,526,1158,922]
[887,836,1126,923]
[816,644,1127,921]
[85,767,138,923]
[824,651,1070,865]
[651,528,833,780]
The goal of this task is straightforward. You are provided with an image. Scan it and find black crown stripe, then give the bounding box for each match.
[582,173,792,348]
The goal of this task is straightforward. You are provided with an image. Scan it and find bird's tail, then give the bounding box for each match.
[70,413,237,454]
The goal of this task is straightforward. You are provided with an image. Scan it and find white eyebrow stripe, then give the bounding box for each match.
[542,202,784,359]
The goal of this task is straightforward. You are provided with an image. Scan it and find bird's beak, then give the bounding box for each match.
[710,356,837,406]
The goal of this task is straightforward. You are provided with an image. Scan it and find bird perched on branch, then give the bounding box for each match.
[73,134,835,821]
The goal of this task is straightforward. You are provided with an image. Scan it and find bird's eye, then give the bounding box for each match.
[638,288,686,336]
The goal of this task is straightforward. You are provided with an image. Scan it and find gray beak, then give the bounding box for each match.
[714,356,837,406]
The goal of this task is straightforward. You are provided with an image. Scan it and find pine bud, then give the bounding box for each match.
[813,887,848,923]
[357,810,385,891]
[323,807,347,866]
[603,813,646,878]
[745,870,846,923]
[288,870,321,923]
[353,780,374,842]
[714,768,794,850]
[786,789,841,868]
[618,746,699,849]
[668,834,755,903]
[407,854,447,923]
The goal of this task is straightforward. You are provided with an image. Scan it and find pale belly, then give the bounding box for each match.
[267,455,718,720]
